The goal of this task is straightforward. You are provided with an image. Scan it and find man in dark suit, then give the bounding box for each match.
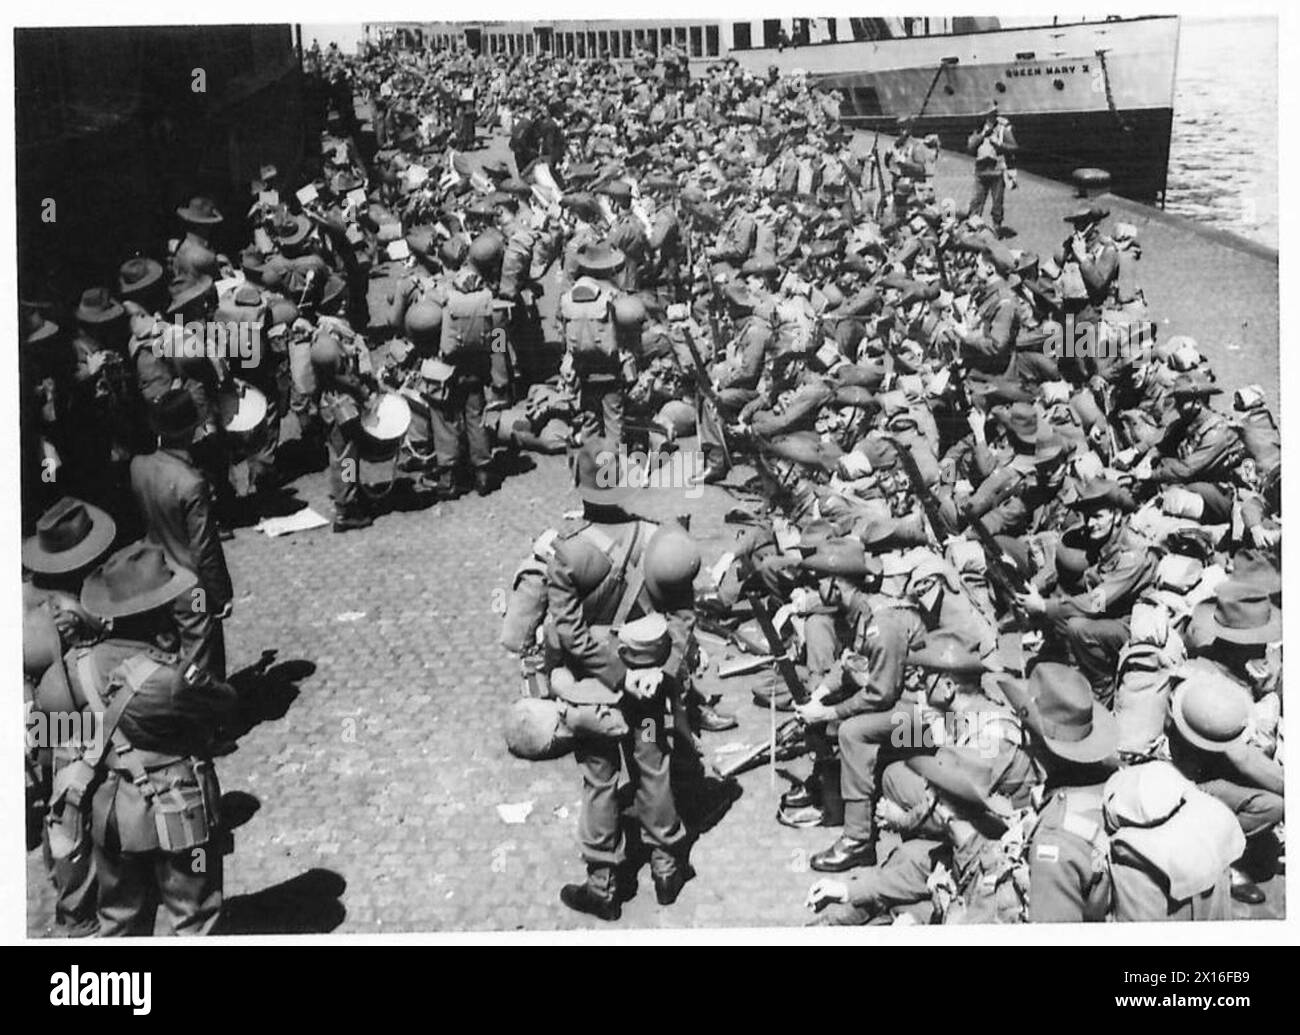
[129,388,233,678]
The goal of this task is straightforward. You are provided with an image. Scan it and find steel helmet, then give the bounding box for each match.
[404,298,444,348]
[309,327,344,371]
[612,294,647,329]
[468,233,504,274]
[504,697,575,760]
[654,399,696,439]
[642,522,701,607]
[439,235,469,271]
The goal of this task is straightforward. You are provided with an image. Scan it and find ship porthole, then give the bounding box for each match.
[1053,78,1065,90]
[943,85,954,95]
[995,81,1006,94]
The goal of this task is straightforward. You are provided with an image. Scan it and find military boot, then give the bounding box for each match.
[650,848,694,906]
[332,504,373,533]
[560,866,621,921]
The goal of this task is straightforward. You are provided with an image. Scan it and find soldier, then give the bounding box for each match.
[1125,372,1244,523]
[172,196,225,281]
[557,243,631,447]
[1000,661,1119,923]
[544,439,699,918]
[310,322,377,532]
[23,496,118,937]
[600,180,648,294]
[129,389,233,679]
[494,194,558,393]
[1102,762,1243,922]
[966,108,1016,236]
[1014,478,1157,703]
[1166,666,1284,905]
[426,259,504,499]
[70,543,237,935]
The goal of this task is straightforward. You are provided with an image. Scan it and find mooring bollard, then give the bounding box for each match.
[1073,167,1113,198]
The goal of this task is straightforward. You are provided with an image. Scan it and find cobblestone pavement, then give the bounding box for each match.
[27,125,1282,935]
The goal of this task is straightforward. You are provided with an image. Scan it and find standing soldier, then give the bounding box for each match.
[130,389,233,678]
[966,108,1017,237]
[558,243,630,447]
[426,261,504,498]
[600,180,648,294]
[72,543,238,935]
[494,195,559,394]
[310,322,377,532]
[172,196,224,281]
[545,439,699,919]
[23,496,118,937]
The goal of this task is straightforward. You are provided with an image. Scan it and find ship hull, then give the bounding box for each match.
[729,17,1180,203]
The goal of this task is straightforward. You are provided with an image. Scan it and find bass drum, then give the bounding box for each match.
[357,392,413,498]
[218,380,271,460]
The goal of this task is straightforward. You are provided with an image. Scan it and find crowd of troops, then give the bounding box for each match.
[20,34,1283,933]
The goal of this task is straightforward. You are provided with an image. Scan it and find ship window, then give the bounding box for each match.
[610,32,620,57]
[706,25,719,56]
[1016,51,1035,60]
[566,32,575,55]
[793,19,810,45]
[675,26,687,47]
[732,23,751,50]
[576,33,586,58]
[623,30,633,54]
[762,20,781,48]
[588,31,598,55]
[647,31,659,55]
[599,31,609,54]
[995,81,1006,93]
[690,26,702,57]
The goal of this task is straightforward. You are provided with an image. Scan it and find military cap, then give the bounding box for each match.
[1169,371,1223,398]
[1069,478,1136,513]
[576,241,625,275]
[617,613,672,669]
[798,538,881,579]
[598,180,632,202]
[907,747,1011,832]
[567,162,601,185]
[1063,203,1110,225]
[906,628,988,674]
[763,431,842,471]
[560,192,602,221]
[806,239,841,261]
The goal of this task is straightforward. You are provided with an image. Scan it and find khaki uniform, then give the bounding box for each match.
[1044,527,1157,702]
[65,638,237,935]
[1027,784,1112,923]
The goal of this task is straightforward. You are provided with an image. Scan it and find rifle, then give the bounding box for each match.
[891,436,952,544]
[868,131,891,222]
[965,509,1031,627]
[679,323,733,471]
[715,589,837,781]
